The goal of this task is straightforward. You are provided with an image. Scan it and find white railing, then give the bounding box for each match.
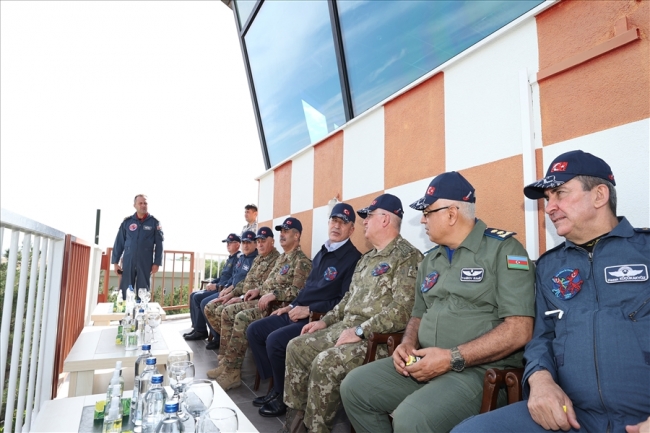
[194,252,229,288]
[1,209,66,433]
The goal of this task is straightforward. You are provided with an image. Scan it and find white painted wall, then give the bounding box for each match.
[542,119,650,249]
[342,107,385,200]
[385,177,437,253]
[311,205,331,259]
[271,215,288,251]
[290,148,314,214]
[445,19,539,171]
[258,173,274,223]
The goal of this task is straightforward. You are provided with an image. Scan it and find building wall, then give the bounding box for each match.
[257,0,650,258]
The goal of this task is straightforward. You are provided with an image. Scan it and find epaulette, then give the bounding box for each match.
[484,228,516,241]
[423,246,440,255]
[634,227,650,233]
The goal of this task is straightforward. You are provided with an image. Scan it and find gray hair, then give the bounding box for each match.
[133,194,147,204]
[454,201,476,220]
[575,175,617,215]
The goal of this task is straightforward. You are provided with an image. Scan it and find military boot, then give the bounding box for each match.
[289,409,306,433]
[216,368,241,390]
[206,362,227,380]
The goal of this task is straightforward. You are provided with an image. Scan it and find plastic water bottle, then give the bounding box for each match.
[126,285,136,314]
[136,308,146,345]
[134,357,159,425]
[131,345,153,414]
[155,402,185,433]
[103,386,123,433]
[106,361,124,400]
[142,374,166,431]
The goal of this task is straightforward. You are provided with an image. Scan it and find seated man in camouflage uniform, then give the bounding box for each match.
[284,194,424,433]
[211,219,312,390]
[204,227,280,372]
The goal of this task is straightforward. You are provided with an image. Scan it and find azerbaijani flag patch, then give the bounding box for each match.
[507,255,530,270]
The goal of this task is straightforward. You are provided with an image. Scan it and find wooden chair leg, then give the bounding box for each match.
[254,370,261,391]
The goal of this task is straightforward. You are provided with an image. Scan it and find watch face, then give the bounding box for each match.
[355,326,363,337]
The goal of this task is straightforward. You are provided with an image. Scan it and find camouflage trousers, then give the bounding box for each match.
[203,299,231,336]
[284,322,388,433]
[220,301,268,370]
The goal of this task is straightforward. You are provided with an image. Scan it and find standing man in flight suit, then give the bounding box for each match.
[112,194,164,298]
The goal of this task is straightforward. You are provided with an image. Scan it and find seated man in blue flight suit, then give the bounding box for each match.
[247,203,362,418]
[184,233,242,341]
[202,230,259,350]
[112,194,164,299]
[453,150,650,433]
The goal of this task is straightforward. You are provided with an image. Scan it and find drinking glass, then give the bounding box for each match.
[168,361,195,421]
[183,379,215,433]
[147,311,162,343]
[138,288,151,309]
[200,407,238,433]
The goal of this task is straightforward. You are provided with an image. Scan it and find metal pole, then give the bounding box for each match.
[95,209,101,245]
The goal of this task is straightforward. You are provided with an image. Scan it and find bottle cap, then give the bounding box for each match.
[139,309,144,313]
[142,344,151,350]
[151,374,163,384]
[164,402,179,413]
[146,357,157,365]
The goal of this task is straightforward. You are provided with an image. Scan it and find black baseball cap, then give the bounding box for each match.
[241,231,256,242]
[222,233,241,243]
[410,171,476,210]
[330,203,356,223]
[357,194,404,219]
[524,150,616,200]
[275,217,302,233]
[255,227,274,239]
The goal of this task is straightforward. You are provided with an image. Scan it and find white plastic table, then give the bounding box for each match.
[90,302,166,326]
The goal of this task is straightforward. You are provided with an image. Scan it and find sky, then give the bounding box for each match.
[0,1,266,255]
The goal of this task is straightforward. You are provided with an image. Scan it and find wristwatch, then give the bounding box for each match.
[355,325,365,339]
[450,346,465,372]
[239,295,245,300]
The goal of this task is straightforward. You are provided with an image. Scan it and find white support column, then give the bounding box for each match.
[0,230,20,419]
[520,68,540,259]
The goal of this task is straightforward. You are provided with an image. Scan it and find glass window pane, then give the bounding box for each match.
[234,0,257,29]
[245,1,344,166]
[338,0,543,115]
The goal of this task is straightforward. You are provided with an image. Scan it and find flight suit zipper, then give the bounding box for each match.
[583,247,611,433]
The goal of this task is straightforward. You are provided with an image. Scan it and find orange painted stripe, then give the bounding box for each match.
[384,73,445,189]
[313,132,344,208]
[273,162,292,219]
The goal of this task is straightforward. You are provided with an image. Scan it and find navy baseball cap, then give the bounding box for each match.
[275,217,302,233]
[222,233,241,243]
[255,226,274,239]
[330,203,356,223]
[357,194,404,219]
[241,231,256,242]
[524,150,616,200]
[410,172,476,210]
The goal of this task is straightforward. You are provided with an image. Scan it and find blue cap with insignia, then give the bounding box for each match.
[410,171,476,211]
[330,203,356,223]
[241,231,256,242]
[524,150,616,200]
[255,227,274,239]
[275,217,303,234]
[357,193,404,219]
[222,233,241,243]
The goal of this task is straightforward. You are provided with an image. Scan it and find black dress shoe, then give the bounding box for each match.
[205,338,220,350]
[182,329,194,337]
[259,394,287,417]
[253,390,279,407]
[184,331,208,341]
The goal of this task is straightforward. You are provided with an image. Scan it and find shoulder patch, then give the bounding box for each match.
[484,228,516,241]
[634,227,650,233]
[423,246,440,255]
